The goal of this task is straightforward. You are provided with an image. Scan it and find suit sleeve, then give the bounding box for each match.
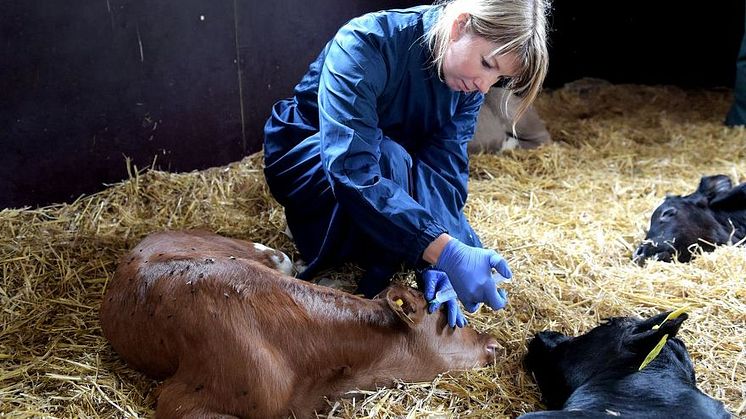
[416,91,483,216]
[317,24,447,265]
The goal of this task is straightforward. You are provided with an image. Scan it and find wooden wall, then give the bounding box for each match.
[1,0,743,208]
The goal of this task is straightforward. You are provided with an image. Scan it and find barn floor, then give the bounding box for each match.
[1,83,744,418]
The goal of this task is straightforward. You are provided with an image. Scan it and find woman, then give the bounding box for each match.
[263,0,549,327]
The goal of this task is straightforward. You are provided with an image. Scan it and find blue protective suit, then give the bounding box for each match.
[263,6,484,279]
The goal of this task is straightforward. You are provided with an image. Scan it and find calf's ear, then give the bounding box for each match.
[697,175,733,199]
[710,183,746,211]
[625,312,688,354]
[385,287,425,328]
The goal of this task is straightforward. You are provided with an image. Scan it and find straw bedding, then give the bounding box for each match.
[1,83,744,418]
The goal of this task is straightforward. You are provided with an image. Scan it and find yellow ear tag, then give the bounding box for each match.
[651,306,689,330]
[394,298,404,307]
[639,306,690,371]
[639,334,669,371]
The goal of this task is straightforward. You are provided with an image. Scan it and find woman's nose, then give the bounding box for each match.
[475,79,491,94]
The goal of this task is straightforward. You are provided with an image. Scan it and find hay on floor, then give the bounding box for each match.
[1,84,744,418]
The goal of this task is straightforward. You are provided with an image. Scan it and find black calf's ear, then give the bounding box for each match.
[697,175,733,200]
[625,311,688,354]
[710,183,746,211]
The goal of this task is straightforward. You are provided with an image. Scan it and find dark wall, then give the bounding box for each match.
[2,0,744,209]
[544,1,745,88]
[0,0,424,209]
[2,0,243,207]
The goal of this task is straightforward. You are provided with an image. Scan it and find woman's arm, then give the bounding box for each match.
[317,20,448,266]
[422,233,452,264]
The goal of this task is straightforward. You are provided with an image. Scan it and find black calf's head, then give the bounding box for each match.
[634,175,738,265]
[524,311,690,409]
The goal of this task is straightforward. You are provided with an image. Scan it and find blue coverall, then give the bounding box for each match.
[263,6,485,289]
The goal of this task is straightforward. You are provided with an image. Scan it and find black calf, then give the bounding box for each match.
[520,311,730,418]
[634,174,746,265]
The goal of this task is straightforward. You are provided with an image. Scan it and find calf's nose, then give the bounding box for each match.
[632,246,647,266]
[484,338,499,364]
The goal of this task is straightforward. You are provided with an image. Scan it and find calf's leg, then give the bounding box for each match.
[155,378,240,419]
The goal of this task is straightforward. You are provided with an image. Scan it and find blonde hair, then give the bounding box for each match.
[426,0,550,122]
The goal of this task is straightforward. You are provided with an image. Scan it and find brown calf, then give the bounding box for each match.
[100,230,498,418]
[469,87,551,154]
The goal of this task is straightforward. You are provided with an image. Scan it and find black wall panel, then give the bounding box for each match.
[1,0,744,209]
[544,1,745,88]
[0,0,423,208]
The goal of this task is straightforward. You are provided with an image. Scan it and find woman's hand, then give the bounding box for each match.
[421,269,466,328]
[433,237,511,312]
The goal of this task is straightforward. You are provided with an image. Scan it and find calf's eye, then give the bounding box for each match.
[660,207,677,220]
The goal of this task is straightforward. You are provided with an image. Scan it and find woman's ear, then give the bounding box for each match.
[450,12,471,41]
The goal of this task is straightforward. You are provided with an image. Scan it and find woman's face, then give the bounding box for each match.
[442,13,521,94]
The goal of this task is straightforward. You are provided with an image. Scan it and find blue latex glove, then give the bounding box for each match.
[434,238,512,313]
[422,269,466,328]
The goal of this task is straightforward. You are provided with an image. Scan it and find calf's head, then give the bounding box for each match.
[524,311,690,409]
[381,284,498,372]
[633,175,735,265]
